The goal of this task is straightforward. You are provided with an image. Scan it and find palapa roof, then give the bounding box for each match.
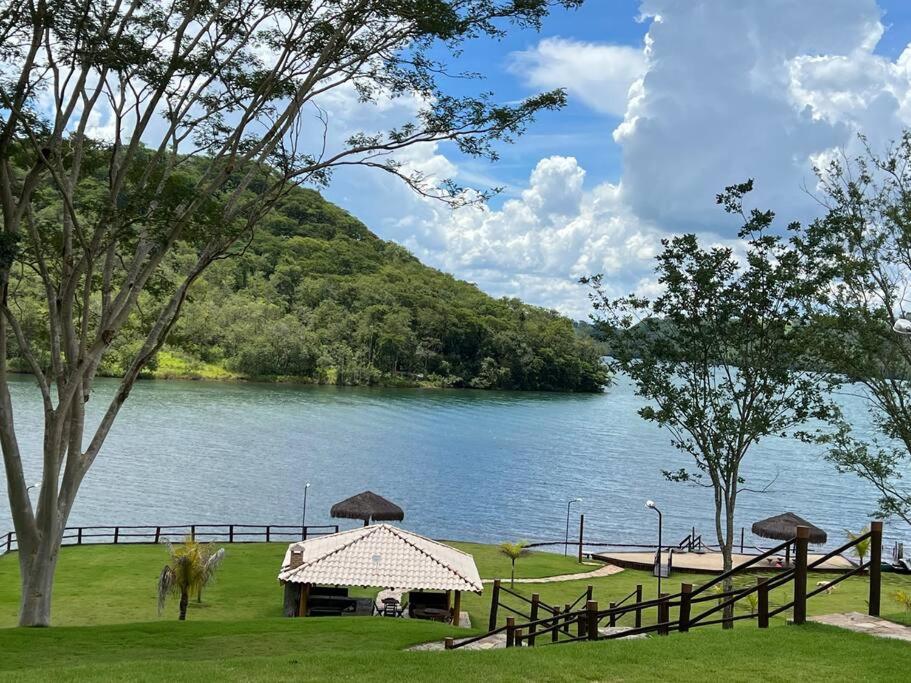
[751,512,827,544]
[330,490,404,523]
[277,524,483,593]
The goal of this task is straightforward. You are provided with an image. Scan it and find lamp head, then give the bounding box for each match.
[305,482,310,489]
[894,318,911,335]
[573,497,582,503]
[645,500,655,509]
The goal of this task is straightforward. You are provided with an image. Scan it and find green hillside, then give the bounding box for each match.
[13,183,606,392]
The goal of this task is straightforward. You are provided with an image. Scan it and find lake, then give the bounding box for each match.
[0,375,901,550]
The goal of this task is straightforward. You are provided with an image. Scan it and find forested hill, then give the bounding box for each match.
[112,186,608,392]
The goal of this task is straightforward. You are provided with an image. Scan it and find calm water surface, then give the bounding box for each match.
[0,375,901,549]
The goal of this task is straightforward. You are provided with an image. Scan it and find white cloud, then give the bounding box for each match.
[509,37,646,117]
[399,156,678,318]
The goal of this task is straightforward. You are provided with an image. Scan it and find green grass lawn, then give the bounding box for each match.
[2,542,910,681]
[0,541,598,627]
[0,618,907,682]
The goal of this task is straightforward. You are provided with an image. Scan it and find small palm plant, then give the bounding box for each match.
[895,590,911,613]
[845,527,871,567]
[157,537,225,620]
[498,541,530,588]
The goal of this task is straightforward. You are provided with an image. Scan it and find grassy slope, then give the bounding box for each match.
[0,620,908,682]
[2,544,911,681]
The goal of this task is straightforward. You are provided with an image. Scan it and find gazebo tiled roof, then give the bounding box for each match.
[277,524,483,593]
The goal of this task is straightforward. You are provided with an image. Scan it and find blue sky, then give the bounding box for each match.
[321,0,911,318]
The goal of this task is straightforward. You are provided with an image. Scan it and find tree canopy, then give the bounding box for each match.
[585,182,836,602]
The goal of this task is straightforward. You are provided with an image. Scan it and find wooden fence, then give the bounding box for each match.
[447,521,884,650]
[0,523,339,556]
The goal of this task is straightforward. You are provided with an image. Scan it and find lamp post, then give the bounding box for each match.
[564,498,582,557]
[301,482,310,541]
[646,500,663,595]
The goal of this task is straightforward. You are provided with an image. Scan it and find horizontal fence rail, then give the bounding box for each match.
[0,523,339,556]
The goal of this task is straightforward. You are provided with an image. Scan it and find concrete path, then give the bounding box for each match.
[409,626,644,651]
[809,612,911,641]
[482,563,623,585]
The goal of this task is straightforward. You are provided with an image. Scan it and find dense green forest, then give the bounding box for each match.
[9,183,607,392]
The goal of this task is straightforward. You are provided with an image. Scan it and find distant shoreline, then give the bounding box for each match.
[7,368,606,394]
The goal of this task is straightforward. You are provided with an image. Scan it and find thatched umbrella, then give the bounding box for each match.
[752,512,827,565]
[330,491,404,526]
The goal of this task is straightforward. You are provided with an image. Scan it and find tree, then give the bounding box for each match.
[0,0,583,625]
[799,135,911,529]
[498,540,529,588]
[845,526,871,567]
[157,537,225,621]
[585,182,835,626]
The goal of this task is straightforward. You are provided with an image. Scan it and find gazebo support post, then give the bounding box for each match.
[452,591,462,627]
[298,583,310,618]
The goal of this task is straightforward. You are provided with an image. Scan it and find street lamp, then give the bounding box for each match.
[301,482,311,541]
[646,500,663,595]
[564,498,582,557]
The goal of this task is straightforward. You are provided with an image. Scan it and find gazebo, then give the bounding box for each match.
[278,524,482,625]
[330,490,404,526]
[752,512,828,565]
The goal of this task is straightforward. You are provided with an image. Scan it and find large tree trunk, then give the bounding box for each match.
[18,539,60,627]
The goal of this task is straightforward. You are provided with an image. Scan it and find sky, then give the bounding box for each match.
[316,0,911,319]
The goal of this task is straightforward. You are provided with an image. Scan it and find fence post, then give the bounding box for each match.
[77,527,83,545]
[634,584,643,628]
[303,525,308,541]
[154,527,161,544]
[444,637,454,650]
[608,602,616,627]
[586,601,599,641]
[578,514,585,563]
[191,525,196,541]
[229,525,234,543]
[869,520,883,617]
[114,527,119,544]
[657,593,669,636]
[505,617,516,648]
[266,526,271,543]
[740,527,745,554]
[679,583,692,632]
[793,525,809,625]
[488,579,500,631]
[528,593,539,646]
[586,585,594,602]
[551,606,561,643]
[757,577,769,628]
